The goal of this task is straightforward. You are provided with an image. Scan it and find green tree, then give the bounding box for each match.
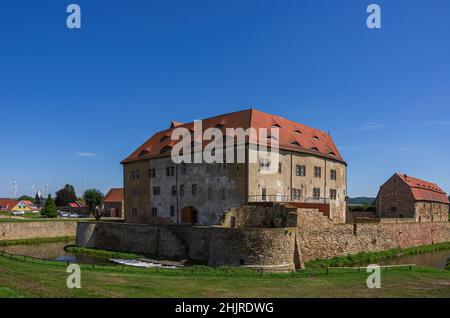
[17,195,34,203]
[41,194,58,218]
[83,189,104,220]
[55,184,77,206]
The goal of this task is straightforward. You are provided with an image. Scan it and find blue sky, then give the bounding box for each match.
[1,0,449,198]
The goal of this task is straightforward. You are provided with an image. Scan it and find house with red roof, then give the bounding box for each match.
[103,188,124,218]
[121,109,347,225]
[0,199,39,213]
[376,173,449,222]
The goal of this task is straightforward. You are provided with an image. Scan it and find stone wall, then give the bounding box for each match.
[0,221,77,241]
[297,209,450,262]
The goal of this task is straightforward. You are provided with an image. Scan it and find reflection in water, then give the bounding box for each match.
[376,250,450,270]
[1,241,112,265]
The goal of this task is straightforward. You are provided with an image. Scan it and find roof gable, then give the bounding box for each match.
[396,173,449,204]
[104,188,124,202]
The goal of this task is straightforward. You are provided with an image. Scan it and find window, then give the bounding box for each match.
[151,207,158,217]
[259,158,270,171]
[262,188,267,201]
[292,188,301,200]
[314,166,322,178]
[170,206,175,217]
[135,170,140,180]
[160,145,172,154]
[181,164,187,175]
[153,187,161,195]
[221,188,227,200]
[160,135,169,143]
[149,169,156,178]
[131,170,136,180]
[131,188,139,197]
[180,185,185,197]
[312,136,320,141]
[296,165,306,177]
[132,208,138,216]
[391,207,397,213]
[192,184,197,196]
[330,169,337,181]
[171,166,175,176]
[278,162,282,174]
[313,188,321,199]
[208,188,213,200]
[330,189,337,200]
[171,185,177,196]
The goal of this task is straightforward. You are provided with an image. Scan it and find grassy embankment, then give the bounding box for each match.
[0,236,74,247]
[0,251,449,298]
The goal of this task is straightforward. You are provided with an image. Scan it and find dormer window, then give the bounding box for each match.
[328,151,336,156]
[138,150,149,157]
[311,147,319,151]
[294,130,302,135]
[312,136,320,141]
[272,124,281,128]
[291,141,301,147]
[215,124,225,130]
[160,145,172,154]
[160,135,169,143]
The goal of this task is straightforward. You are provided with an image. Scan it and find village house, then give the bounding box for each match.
[103,188,124,218]
[0,199,39,213]
[375,173,449,222]
[121,109,347,225]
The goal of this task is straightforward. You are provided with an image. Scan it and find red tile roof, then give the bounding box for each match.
[122,109,345,164]
[397,173,449,204]
[104,188,124,203]
[68,202,80,208]
[0,199,19,211]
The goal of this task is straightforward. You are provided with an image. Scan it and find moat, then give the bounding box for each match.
[2,241,450,269]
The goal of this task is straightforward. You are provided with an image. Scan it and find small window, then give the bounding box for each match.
[313,188,321,199]
[330,169,337,181]
[160,145,172,154]
[192,184,197,196]
[291,141,301,147]
[294,129,302,135]
[171,185,177,196]
[221,188,227,200]
[262,188,267,201]
[181,164,187,175]
[311,147,319,151]
[170,206,175,217]
[149,169,156,178]
[151,207,158,217]
[278,162,282,174]
[329,151,336,157]
[330,189,337,200]
[132,208,138,216]
[215,124,224,130]
[160,135,169,143]
[139,150,149,157]
[312,136,320,141]
[272,123,281,128]
[180,185,185,197]
[208,188,213,200]
[296,165,306,177]
[153,187,161,196]
[314,166,322,178]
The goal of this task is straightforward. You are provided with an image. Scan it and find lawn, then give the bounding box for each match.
[0,254,449,298]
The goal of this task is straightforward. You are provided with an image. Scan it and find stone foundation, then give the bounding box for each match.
[0,221,77,241]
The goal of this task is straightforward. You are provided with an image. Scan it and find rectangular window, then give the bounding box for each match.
[192,184,197,196]
[132,208,138,216]
[170,205,175,217]
[330,189,337,200]
[278,162,282,174]
[259,158,270,171]
[131,188,139,197]
[208,188,213,200]
[296,165,306,177]
[151,207,158,217]
[262,188,267,201]
[149,169,156,178]
[330,169,337,181]
[181,164,187,175]
[313,188,321,199]
[171,166,175,176]
[314,166,322,178]
[221,188,227,200]
[292,188,301,200]
[180,185,185,197]
[153,187,161,195]
[136,170,140,180]
[171,185,177,196]
[131,170,136,180]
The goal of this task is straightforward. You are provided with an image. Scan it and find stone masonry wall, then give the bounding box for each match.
[0,221,77,241]
[297,209,450,262]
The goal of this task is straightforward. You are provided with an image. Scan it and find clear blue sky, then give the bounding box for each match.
[1,0,449,198]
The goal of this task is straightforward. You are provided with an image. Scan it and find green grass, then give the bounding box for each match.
[0,253,449,298]
[306,242,450,268]
[0,236,75,247]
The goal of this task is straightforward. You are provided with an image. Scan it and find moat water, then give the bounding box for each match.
[0,241,112,265]
[2,242,449,269]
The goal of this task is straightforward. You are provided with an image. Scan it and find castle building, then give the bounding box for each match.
[375,173,449,222]
[121,109,347,225]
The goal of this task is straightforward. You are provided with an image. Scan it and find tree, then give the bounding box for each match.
[55,184,77,206]
[18,195,34,203]
[83,189,104,220]
[41,194,58,218]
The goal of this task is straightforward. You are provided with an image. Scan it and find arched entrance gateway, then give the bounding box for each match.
[181,206,198,224]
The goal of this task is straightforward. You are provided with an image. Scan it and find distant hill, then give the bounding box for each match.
[348,197,376,205]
